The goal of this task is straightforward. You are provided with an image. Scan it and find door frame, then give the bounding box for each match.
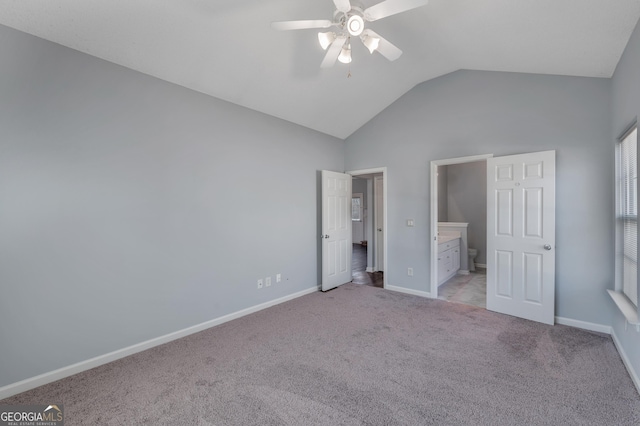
[429,154,493,298]
[374,175,384,272]
[346,167,387,289]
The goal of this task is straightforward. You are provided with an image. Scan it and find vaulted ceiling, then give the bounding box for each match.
[1,0,639,139]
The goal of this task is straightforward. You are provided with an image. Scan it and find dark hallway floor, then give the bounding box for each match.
[352,243,383,288]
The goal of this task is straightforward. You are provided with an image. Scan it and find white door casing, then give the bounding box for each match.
[321,170,352,292]
[375,176,384,272]
[347,167,387,288]
[487,151,556,325]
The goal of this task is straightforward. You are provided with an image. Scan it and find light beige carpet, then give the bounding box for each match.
[2,283,639,425]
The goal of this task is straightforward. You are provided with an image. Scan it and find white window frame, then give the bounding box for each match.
[611,122,640,330]
[352,193,364,222]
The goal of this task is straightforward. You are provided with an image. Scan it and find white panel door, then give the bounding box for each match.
[322,170,352,292]
[487,151,556,325]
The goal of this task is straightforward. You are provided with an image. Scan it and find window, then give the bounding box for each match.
[617,125,638,307]
[352,193,363,222]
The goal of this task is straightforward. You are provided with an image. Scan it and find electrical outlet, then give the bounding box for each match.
[257,279,263,289]
[407,267,413,277]
[276,274,281,283]
[265,276,271,287]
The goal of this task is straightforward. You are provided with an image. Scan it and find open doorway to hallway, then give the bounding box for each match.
[350,172,385,288]
[352,242,383,287]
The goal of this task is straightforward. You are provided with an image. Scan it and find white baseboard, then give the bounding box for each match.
[0,286,318,400]
[457,270,470,275]
[475,263,487,269]
[366,267,375,273]
[610,327,640,396]
[386,285,432,299]
[554,316,612,334]
[551,316,640,396]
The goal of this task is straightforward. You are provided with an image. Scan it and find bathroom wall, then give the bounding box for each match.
[437,165,448,221]
[435,162,487,265]
[446,161,487,265]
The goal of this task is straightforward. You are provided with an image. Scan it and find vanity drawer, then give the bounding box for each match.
[437,238,460,253]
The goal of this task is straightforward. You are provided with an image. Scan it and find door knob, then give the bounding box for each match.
[377,228,382,231]
[543,244,552,251]
[325,235,330,239]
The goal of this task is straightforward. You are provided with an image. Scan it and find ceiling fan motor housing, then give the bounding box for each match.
[334,6,366,36]
[348,15,364,36]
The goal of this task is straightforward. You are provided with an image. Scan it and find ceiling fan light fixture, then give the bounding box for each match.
[338,44,352,64]
[273,0,429,68]
[361,34,380,54]
[318,31,336,50]
[347,15,364,36]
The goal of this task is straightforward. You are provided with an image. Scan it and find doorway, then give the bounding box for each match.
[348,168,387,289]
[430,154,493,303]
[436,161,488,308]
[430,151,557,325]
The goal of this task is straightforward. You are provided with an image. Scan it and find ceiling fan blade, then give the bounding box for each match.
[365,30,402,61]
[333,0,352,13]
[271,20,333,31]
[364,0,428,22]
[321,35,347,68]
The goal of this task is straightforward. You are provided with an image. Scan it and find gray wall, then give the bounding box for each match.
[0,25,344,387]
[345,70,613,327]
[437,165,448,221]
[352,178,368,200]
[611,19,640,386]
[3,17,639,392]
[446,161,487,265]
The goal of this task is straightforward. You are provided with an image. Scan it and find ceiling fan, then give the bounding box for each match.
[272,0,429,68]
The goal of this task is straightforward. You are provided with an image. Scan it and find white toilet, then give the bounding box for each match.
[468,248,477,272]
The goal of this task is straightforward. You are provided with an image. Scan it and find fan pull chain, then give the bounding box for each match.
[347,67,352,78]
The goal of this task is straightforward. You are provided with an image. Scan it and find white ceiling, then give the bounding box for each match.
[1,0,639,139]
